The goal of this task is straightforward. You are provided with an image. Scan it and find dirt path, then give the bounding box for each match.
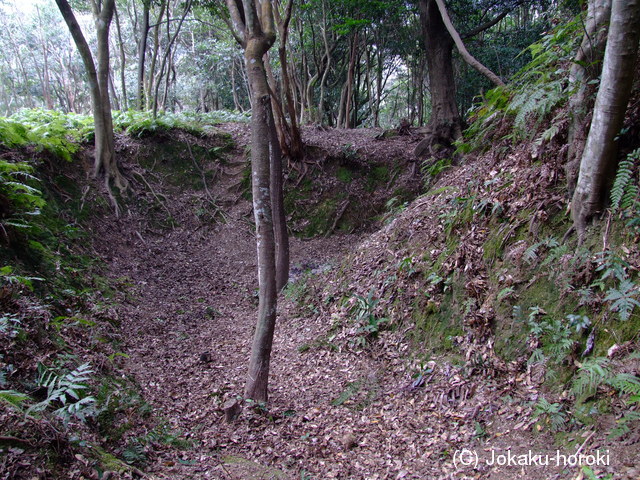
[97,126,372,478]
[93,126,632,480]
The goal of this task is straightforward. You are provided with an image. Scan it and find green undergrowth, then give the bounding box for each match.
[457,13,583,154]
[0,109,202,477]
[112,109,247,137]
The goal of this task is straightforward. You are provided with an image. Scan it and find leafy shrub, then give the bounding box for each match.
[350,289,388,346]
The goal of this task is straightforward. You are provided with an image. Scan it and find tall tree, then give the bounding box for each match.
[151,0,193,116]
[416,0,510,154]
[571,0,640,239]
[55,0,128,202]
[271,0,304,161]
[136,0,152,110]
[565,0,612,193]
[225,0,288,403]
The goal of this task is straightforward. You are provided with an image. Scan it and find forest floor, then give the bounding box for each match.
[90,125,637,480]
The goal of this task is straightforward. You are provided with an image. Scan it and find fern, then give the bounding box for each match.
[523,241,544,264]
[603,279,640,321]
[508,79,566,136]
[609,373,640,397]
[572,357,611,400]
[0,389,30,410]
[532,397,567,431]
[593,250,629,287]
[28,362,97,424]
[608,373,640,439]
[524,237,559,265]
[540,244,568,268]
[535,125,558,146]
[0,159,47,237]
[460,15,580,151]
[610,154,637,213]
[611,149,640,234]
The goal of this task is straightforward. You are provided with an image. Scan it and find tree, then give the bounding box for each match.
[225,0,288,403]
[565,0,612,193]
[415,0,511,154]
[571,0,640,239]
[54,0,127,201]
[136,0,152,110]
[151,0,194,116]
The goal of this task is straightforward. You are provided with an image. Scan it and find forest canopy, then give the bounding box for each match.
[0,0,574,128]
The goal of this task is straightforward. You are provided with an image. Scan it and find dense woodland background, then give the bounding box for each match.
[1,0,640,479]
[0,0,560,126]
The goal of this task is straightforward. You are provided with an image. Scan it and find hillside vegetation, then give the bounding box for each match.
[0,12,639,480]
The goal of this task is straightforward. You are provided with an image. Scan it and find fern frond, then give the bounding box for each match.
[611,154,637,213]
[604,279,640,321]
[524,241,543,264]
[573,357,611,399]
[0,390,30,410]
[609,373,640,396]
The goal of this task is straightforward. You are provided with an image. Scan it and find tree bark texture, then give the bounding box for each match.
[55,0,127,196]
[226,0,287,404]
[565,0,612,193]
[571,0,640,238]
[417,0,462,152]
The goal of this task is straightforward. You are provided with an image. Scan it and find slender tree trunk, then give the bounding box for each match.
[36,7,54,109]
[153,0,192,116]
[273,0,303,160]
[146,0,166,110]
[225,0,287,404]
[317,2,332,125]
[136,0,150,110]
[114,5,128,110]
[268,95,289,292]
[108,71,120,110]
[571,0,640,238]
[343,32,358,129]
[231,60,242,111]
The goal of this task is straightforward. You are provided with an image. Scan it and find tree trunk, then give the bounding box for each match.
[416,0,461,152]
[273,0,304,161]
[145,0,166,110]
[343,32,359,129]
[317,1,332,126]
[225,0,287,404]
[136,0,150,110]
[36,6,54,109]
[433,0,504,87]
[152,0,192,117]
[246,72,278,403]
[114,5,128,111]
[268,94,289,292]
[565,0,612,194]
[571,0,640,238]
[55,0,127,198]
